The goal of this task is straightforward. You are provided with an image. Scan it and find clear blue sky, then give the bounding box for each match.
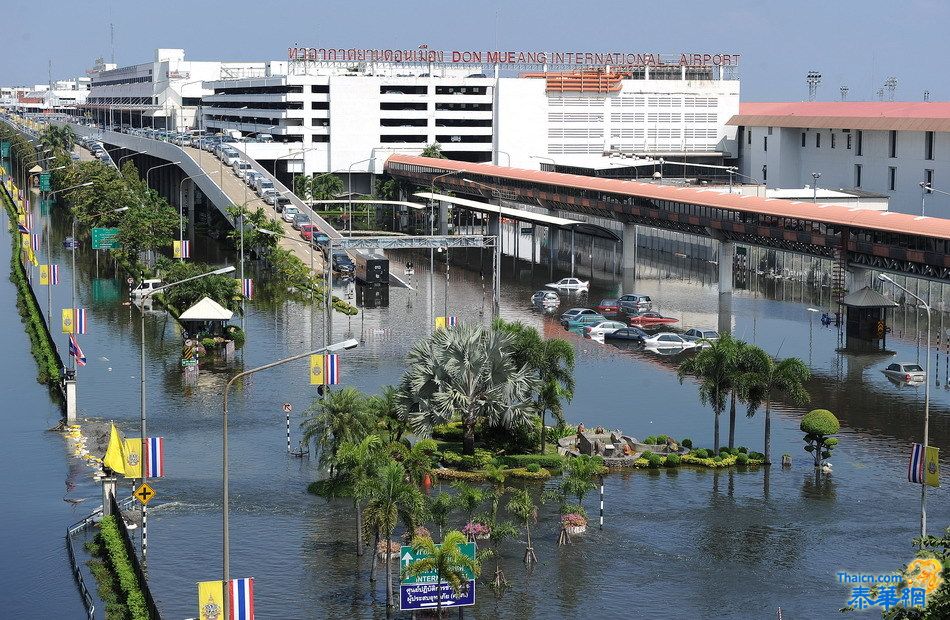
[3,0,947,102]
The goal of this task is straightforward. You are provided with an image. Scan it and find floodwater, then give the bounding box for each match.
[3,188,949,619]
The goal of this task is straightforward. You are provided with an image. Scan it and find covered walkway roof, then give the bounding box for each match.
[726,102,950,133]
[413,191,621,241]
[386,155,950,240]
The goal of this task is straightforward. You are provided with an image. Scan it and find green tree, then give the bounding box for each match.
[362,460,425,610]
[561,455,603,508]
[397,324,540,455]
[800,409,839,468]
[740,347,811,464]
[451,482,486,522]
[881,527,950,619]
[226,204,281,257]
[39,124,77,155]
[493,319,575,452]
[426,492,455,540]
[421,142,447,159]
[155,258,240,312]
[507,489,540,564]
[311,174,344,201]
[301,387,376,475]
[293,174,312,201]
[400,531,480,618]
[334,435,384,557]
[368,385,407,444]
[678,334,740,453]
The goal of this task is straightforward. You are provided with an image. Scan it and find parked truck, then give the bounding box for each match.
[352,250,389,285]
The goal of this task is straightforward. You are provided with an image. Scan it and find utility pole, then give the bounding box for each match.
[839,86,849,101]
[806,71,822,101]
[884,76,898,101]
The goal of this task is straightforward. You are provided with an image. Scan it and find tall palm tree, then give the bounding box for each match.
[301,387,375,475]
[397,324,540,455]
[426,492,455,540]
[726,338,755,449]
[368,386,407,445]
[362,460,424,610]
[401,531,479,618]
[561,455,602,508]
[507,489,539,564]
[740,346,811,464]
[678,334,739,453]
[450,482,486,523]
[335,435,383,557]
[492,319,575,452]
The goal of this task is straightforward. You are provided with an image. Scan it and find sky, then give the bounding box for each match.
[2,0,948,102]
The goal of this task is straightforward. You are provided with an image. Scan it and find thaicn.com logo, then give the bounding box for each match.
[839,558,944,611]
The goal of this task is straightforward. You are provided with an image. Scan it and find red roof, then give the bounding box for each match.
[727,102,950,132]
[385,155,950,240]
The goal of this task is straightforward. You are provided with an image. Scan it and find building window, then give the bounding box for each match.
[816,133,821,148]
[801,132,806,147]
[831,133,836,149]
[889,130,897,158]
[854,164,862,188]
[768,126,773,136]
[888,166,897,191]
[856,130,863,156]
[846,133,852,150]
[763,136,767,151]
[925,169,934,188]
[925,131,935,160]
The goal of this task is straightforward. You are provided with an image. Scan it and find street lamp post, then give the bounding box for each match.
[221,338,359,620]
[178,171,219,258]
[879,273,931,540]
[348,158,374,236]
[44,181,96,329]
[136,265,236,565]
[811,172,822,203]
[918,182,950,217]
[145,160,182,185]
[428,171,462,331]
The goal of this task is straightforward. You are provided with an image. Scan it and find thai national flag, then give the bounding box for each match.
[68,334,86,367]
[181,240,190,258]
[448,316,459,327]
[909,443,924,484]
[324,354,339,385]
[242,278,254,300]
[74,308,87,334]
[17,222,30,234]
[146,436,164,478]
[30,234,40,253]
[50,264,59,285]
[229,577,254,620]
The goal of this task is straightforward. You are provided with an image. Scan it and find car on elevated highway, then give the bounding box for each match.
[292,213,312,230]
[244,171,262,188]
[233,160,251,179]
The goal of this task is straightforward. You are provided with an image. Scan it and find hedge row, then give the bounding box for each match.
[433,466,552,483]
[98,516,149,620]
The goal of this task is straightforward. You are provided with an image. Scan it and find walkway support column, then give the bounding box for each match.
[848,266,872,292]
[718,239,735,335]
[622,222,638,292]
[101,476,117,517]
[438,199,449,236]
[65,376,77,423]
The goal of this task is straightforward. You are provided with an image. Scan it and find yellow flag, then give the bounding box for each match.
[197,580,224,620]
[39,264,49,285]
[310,354,325,385]
[924,446,940,488]
[123,439,143,479]
[173,240,182,259]
[103,424,127,475]
[435,316,446,329]
[62,308,74,333]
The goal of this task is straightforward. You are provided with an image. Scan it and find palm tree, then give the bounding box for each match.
[677,335,739,453]
[400,438,438,489]
[401,531,480,618]
[493,319,575,452]
[426,492,454,540]
[312,174,344,201]
[561,455,602,508]
[397,324,540,455]
[451,482,486,523]
[368,386,407,444]
[335,435,383,556]
[362,460,424,610]
[507,489,539,564]
[726,338,754,450]
[482,515,518,590]
[39,124,77,155]
[740,346,811,464]
[301,387,375,475]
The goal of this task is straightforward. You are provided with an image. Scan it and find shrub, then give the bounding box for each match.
[656,434,669,444]
[646,453,663,469]
[719,446,732,455]
[737,446,748,454]
[99,516,149,619]
[499,454,565,471]
[433,467,486,482]
[432,422,464,442]
[506,467,551,480]
[548,423,577,442]
[801,409,840,436]
[561,513,588,528]
[200,337,216,349]
[664,453,681,467]
[441,451,463,466]
[526,463,541,473]
[692,448,710,459]
[713,455,724,462]
[644,436,657,445]
[735,453,750,466]
[681,438,693,449]
[749,451,765,461]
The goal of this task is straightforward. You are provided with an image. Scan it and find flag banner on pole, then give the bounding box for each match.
[197,580,224,620]
[68,334,86,366]
[30,233,39,253]
[26,242,38,267]
[122,438,143,479]
[435,316,459,329]
[103,423,127,475]
[324,354,339,385]
[242,278,254,300]
[50,264,59,285]
[62,308,74,333]
[924,446,940,488]
[173,240,190,259]
[74,308,87,334]
[16,222,30,234]
[39,264,49,286]
[309,354,325,385]
[909,443,924,484]
[229,577,255,620]
[146,436,164,478]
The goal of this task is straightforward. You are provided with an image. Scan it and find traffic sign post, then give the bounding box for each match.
[91,227,121,250]
[399,542,476,612]
[134,482,156,505]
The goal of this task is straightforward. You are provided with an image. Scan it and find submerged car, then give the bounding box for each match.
[642,332,696,349]
[618,294,653,313]
[627,311,679,327]
[583,320,627,338]
[604,327,649,343]
[595,298,620,315]
[683,328,720,346]
[545,277,589,291]
[560,307,600,324]
[531,290,560,306]
[564,313,607,329]
[882,362,925,384]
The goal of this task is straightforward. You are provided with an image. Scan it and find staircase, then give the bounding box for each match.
[831,247,847,303]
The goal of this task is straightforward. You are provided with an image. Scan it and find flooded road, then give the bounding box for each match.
[4,190,949,618]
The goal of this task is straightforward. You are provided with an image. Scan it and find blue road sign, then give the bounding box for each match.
[399,580,475,611]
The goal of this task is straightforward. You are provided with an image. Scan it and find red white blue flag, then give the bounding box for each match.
[242,278,254,300]
[74,308,87,334]
[50,264,59,285]
[30,233,40,253]
[324,354,339,385]
[909,443,924,484]
[17,222,30,234]
[229,577,254,620]
[68,334,86,367]
[146,436,164,478]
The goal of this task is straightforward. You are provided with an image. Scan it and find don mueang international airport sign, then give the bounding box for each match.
[288,46,740,68]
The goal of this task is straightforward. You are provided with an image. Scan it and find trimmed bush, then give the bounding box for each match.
[664,453,681,467]
[801,409,840,436]
[737,446,748,454]
[441,451,463,467]
[432,422,464,442]
[506,467,551,481]
[749,451,765,461]
[433,467,486,482]
[681,438,693,449]
[98,516,149,619]
[644,436,656,445]
[692,448,710,459]
[646,453,664,469]
[656,434,669,444]
[719,446,732,455]
[736,453,750,466]
[499,454,566,471]
[525,463,541,473]
[713,455,724,462]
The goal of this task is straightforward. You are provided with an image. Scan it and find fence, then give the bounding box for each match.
[110,493,162,619]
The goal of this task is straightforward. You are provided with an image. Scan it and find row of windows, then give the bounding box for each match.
[549,128,605,138]
[86,97,156,105]
[214,85,303,95]
[551,113,605,123]
[207,101,302,110]
[92,75,152,87]
[758,127,937,160]
[853,164,935,192]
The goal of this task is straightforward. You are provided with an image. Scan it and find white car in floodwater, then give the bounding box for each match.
[546,277,589,291]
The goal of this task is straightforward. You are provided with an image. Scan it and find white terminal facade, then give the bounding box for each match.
[732,102,950,218]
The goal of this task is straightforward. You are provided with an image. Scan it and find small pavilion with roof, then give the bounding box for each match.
[839,286,898,352]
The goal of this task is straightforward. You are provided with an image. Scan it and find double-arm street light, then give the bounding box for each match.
[348,158,375,236]
[146,160,182,185]
[919,182,950,217]
[42,181,95,328]
[221,338,359,620]
[879,273,931,540]
[427,171,463,331]
[136,265,236,564]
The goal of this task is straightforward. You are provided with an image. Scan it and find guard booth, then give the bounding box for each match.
[839,286,898,353]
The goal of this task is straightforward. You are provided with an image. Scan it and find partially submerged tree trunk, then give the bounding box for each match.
[538,409,546,454]
[355,500,364,556]
[728,392,737,449]
[764,401,773,465]
[386,543,393,610]
[462,414,476,456]
[370,530,379,583]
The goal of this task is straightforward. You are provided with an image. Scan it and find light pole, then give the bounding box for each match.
[348,158,374,236]
[177,170,219,258]
[221,338,359,620]
[529,154,556,168]
[117,150,144,169]
[136,265,235,565]
[145,160,181,185]
[428,171,462,331]
[43,181,96,329]
[879,273,931,540]
[496,150,511,166]
[917,182,950,217]
[811,172,822,203]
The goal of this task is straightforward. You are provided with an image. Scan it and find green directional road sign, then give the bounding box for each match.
[39,172,50,191]
[1,141,9,158]
[91,227,121,250]
[400,542,476,585]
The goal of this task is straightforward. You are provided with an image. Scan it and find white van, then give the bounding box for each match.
[257,133,274,143]
[232,160,251,179]
[255,178,275,196]
[132,278,163,299]
[220,148,241,166]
